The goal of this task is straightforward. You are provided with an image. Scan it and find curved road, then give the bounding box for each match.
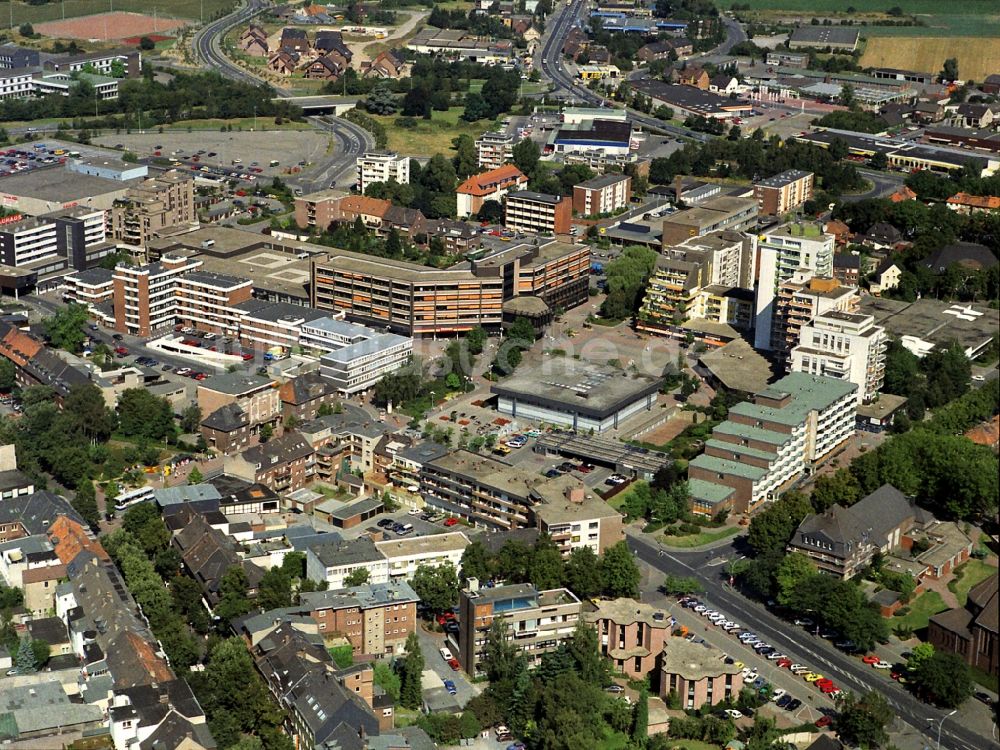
[627,531,986,750]
[192,0,373,190]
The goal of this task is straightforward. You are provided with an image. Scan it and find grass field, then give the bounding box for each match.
[1,0,235,25]
[160,116,312,131]
[372,106,498,156]
[890,590,949,633]
[662,526,742,549]
[947,559,996,606]
[860,37,1000,80]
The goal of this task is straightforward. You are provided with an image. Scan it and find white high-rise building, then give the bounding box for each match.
[356,151,410,194]
[754,223,835,350]
[790,310,887,405]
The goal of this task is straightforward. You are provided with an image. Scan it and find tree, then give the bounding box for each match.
[476,199,503,223]
[180,404,202,433]
[452,134,478,179]
[257,566,293,611]
[911,650,973,708]
[835,690,893,749]
[0,359,14,392]
[344,567,370,587]
[631,689,648,748]
[214,566,252,625]
[565,546,603,599]
[117,389,176,442]
[15,637,35,674]
[64,383,115,443]
[459,540,491,583]
[512,137,540,174]
[30,639,49,669]
[465,326,487,356]
[905,642,936,673]
[411,562,459,613]
[138,36,156,51]
[399,632,424,709]
[747,491,813,556]
[775,553,816,607]
[839,83,856,108]
[73,480,100,530]
[154,547,182,579]
[365,83,398,115]
[461,92,491,122]
[942,58,959,82]
[188,465,204,485]
[600,541,640,598]
[811,470,861,512]
[18,23,33,37]
[374,661,401,702]
[45,303,89,353]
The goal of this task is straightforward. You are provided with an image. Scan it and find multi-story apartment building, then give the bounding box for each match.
[420,450,539,530]
[475,131,516,170]
[0,216,59,270]
[226,431,315,493]
[572,173,631,216]
[585,598,672,680]
[63,267,114,306]
[504,191,572,235]
[48,207,113,270]
[0,69,35,100]
[236,300,327,354]
[311,239,589,336]
[687,373,857,516]
[456,165,529,218]
[790,310,886,404]
[533,479,623,556]
[374,531,470,582]
[754,223,835,350]
[753,170,814,216]
[355,151,410,194]
[457,580,582,676]
[174,269,253,337]
[637,231,756,336]
[769,274,857,356]
[306,537,390,589]
[108,171,195,248]
[300,581,419,656]
[198,371,281,433]
[111,255,200,336]
[292,189,349,231]
[660,196,757,248]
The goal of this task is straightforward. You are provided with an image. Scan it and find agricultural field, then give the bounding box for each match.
[34,11,187,41]
[1,0,236,26]
[861,37,1000,82]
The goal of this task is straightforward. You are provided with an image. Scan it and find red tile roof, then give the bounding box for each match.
[947,192,1000,210]
[456,165,528,197]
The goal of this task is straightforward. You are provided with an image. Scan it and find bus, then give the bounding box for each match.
[114,486,155,513]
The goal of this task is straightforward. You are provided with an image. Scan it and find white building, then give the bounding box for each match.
[790,310,887,405]
[0,216,59,268]
[754,223,835,350]
[306,538,390,589]
[0,69,34,100]
[356,151,410,194]
[475,131,515,170]
[304,316,413,394]
[374,531,470,581]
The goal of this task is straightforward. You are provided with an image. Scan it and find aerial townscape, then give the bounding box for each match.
[0,0,995,750]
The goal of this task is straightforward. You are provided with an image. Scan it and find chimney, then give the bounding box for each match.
[565,486,585,504]
[467,576,480,593]
[674,174,683,204]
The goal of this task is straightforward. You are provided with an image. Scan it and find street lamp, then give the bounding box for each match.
[928,709,958,750]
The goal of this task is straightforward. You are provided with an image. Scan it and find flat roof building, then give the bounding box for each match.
[659,639,744,710]
[753,169,814,216]
[491,360,663,433]
[504,190,572,235]
[661,196,758,247]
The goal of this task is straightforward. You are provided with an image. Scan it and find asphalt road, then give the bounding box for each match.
[537,0,713,143]
[625,531,988,750]
[192,0,373,190]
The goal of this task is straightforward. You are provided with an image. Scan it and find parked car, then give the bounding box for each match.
[439,647,454,661]
[815,716,832,728]
[443,679,457,695]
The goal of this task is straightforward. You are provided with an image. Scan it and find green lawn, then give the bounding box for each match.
[655,742,722,750]
[372,107,498,157]
[947,559,996,606]
[5,0,236,25]
[734,0,988,12]
[161,117,311,131]
[662,526,742,549]
[890,590,949,632]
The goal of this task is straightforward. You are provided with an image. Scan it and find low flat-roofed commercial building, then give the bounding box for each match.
[457,581,582,675]
[697,337,776,397]
[687,373,857,517]
[586,597,673,680]
[753,169,814,216]
[67,156,148,182]
[659,639,743,709]
[629,80,753,120]
[858,297,997,359]
[315,324,413,395]
[0,163,135,215]
[552,119,633,158]
[491,361,663,433]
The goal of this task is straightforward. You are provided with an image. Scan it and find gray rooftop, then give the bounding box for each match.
[309,536,383,568]
[507,190,565,205]
[0,164,134,202]
[199,371,274,396]
[755,169,812,189]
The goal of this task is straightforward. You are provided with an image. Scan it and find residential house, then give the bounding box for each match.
[268,50,298,76]
[677,65,709,90]
[239,24,269,56]
[225,431,316,494]
[365,49,406,78]
[279,371,339,422]
[659,640,743,709]
[455,164,528,217]
[0,490,86,544]
[306,536,389,589]
[982,74,1000,95]
[198,372,281,453]
[637,41,679,64]
[172,514,265,605]
[946,193,1000,215]
[300,580,419,656]
[109,680,214,750]
[863,221,904,250]
[928,574,998,677]
[869,258,902,296]
[304,55,343,80]
[787,484,926,579]
[279,27,310,55]
[709,73,739,95]
[832,253,860,286]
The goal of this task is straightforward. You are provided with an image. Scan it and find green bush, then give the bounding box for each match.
[642,521,665,534]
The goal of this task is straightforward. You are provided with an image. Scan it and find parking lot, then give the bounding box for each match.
[94,130,331,186]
